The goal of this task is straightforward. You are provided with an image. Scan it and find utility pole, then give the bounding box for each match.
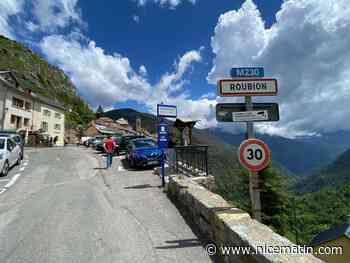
[245,96,262,222]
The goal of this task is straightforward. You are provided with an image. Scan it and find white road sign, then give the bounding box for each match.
[232,110,269,122]
[219,78,278,96]
[238,139,271,172]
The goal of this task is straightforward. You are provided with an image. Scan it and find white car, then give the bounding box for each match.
[0,136,22,177]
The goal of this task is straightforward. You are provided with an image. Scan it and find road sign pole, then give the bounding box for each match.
[245,96,262,222]
[159,117,166,187]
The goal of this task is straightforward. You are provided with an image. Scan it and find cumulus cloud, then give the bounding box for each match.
[39,34,215,126]
[40,35,151,106]
[0,0,25,38]
[132,15,140,23]
[135,0,196,9]
[30,0,85,32]
[208,0,350,137]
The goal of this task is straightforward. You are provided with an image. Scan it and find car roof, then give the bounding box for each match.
[0,133,20,137]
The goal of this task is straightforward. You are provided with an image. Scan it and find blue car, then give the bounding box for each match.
[126,138,163,168]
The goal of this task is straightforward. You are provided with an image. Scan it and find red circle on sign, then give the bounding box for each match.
[238,139,270,172]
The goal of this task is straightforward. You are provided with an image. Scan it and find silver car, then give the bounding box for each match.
[0,137,22,176]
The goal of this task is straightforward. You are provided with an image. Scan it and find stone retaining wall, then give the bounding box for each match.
[168,175,323,263]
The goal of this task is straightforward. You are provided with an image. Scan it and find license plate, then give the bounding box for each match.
[148,161,159,165]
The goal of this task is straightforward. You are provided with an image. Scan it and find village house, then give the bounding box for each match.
[85,117,136,137]
[0,71,66,146]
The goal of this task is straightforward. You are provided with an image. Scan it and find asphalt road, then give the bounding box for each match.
[0,146,212,263]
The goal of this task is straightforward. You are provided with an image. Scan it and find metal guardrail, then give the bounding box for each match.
[172,145,209,177]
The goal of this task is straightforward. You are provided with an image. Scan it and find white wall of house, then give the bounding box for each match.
[0,85,65,146]
[3,90,33,131]
[34,104,65,146]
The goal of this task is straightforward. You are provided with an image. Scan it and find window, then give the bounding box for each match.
[10,115,22,129]
[54,124,61,131]
[0,139,4,149]
[43,109,51,117]
[7,139,15,151]
[55,113,61,119]
[41,121,48,132]
[25,102,32,111]
[12,97,24,109]
[10,115,16,124]
[24,118,30,127]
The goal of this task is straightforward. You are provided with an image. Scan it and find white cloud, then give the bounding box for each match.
[40,35,152,106]
[135,0,196,9]
[39,34,215,127]
[208,0,350,137]
[31,0,85,32]
[0,0,25,38]
[132,15,140,23]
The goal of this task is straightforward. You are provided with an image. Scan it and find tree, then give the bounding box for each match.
[259,165,291,236]
[96,105,104,118]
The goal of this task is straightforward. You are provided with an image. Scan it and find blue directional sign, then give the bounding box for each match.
[157,104,177,118]
[157,122,169,149]
[231,67,264,78]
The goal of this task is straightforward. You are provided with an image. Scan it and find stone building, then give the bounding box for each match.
[0,71,65,146]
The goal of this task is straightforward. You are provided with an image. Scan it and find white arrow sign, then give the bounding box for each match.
[232,110,269,122]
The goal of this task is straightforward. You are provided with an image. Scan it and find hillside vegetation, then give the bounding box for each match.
[0,35,94,127]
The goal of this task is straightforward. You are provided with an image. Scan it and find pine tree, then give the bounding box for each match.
[259,165,291,236]
[96,105,104,118]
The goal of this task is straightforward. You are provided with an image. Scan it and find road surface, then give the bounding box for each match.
[0,146,212,263]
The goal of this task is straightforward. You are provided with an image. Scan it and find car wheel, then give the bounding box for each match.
[1,161,9,177]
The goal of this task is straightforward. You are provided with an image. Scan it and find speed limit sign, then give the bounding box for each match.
[238,139,270,172]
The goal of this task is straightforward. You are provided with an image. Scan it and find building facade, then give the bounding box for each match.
[0,72,65,146]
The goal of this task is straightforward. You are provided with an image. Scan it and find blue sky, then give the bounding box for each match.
[1,0,350,138]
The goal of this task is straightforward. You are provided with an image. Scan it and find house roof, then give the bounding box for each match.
[0,70,65,111]
[116,118,129,125]
[310,222,350,247]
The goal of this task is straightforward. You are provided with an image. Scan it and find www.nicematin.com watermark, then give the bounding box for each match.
[205,243,343,257]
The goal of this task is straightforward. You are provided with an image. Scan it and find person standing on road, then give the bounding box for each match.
[103,135,116,169]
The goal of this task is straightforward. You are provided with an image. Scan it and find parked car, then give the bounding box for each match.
[0,131,24,160]
[0,136,22,176]
[126,138,163,168]
[119,135,145,153]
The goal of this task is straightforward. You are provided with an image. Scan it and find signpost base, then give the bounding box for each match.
[161,153,166,187]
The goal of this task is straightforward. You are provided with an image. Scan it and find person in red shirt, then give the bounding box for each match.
[103,136,116,169]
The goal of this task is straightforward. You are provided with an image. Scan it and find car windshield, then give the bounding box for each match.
[133,140,157,148]
[0,139,4,149]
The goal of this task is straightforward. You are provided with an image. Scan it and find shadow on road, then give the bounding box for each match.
[155,238,202,249]
[124,184,161,190]
[121,158,159,172]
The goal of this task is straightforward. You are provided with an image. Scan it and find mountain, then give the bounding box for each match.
[104,108,158,134]
[0,35,94,126]
[294,149,350,193]
[206,128,350,175]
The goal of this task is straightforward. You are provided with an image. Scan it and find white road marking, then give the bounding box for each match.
[0,189,6,195]
[118,166,125,172]
[23,162,28,166]
[19,167,25,171]
[4,173,21,189]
